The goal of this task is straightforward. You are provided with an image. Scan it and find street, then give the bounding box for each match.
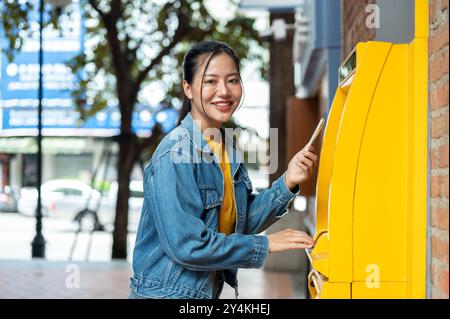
[0,212,134,262]
[0,213,307,299]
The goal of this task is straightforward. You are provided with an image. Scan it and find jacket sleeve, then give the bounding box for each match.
[147,151,269,272]
[244,172,299,235]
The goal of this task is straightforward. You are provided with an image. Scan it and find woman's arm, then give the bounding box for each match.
[244,144,318,235]
[147,150,269,272]
[243,173,299,234]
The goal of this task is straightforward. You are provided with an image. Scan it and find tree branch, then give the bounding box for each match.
[130,10,190,101]
[110,0,123,21]
[95,1,132,113]
[87,0,106,19]
[125,37,144,68]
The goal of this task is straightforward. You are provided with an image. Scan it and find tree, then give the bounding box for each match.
[2,0,266,259]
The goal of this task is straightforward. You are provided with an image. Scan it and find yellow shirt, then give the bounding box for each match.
[205,135,236,235]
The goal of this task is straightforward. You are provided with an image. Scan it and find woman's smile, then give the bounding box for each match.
[211,100,234,112]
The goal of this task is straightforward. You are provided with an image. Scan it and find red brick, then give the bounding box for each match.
[431,175,442,197]
[437,268,449,295]
[431,114,447,138]
[431,116,440,138]
[431,236,449,263]
[430,88,439,111]
[430,58,439,83]
[430,52,449,82]
[445,175,449,198]
[439,143,449,168]
[430,0,437,18]
[436,81,449,109]
[444,50,449,75]
[430,81,449,111]
[431,206,449,230]
[431,148,439,168]
[430,23,449,52]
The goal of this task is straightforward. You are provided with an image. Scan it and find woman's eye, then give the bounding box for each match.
[205,80,216,84]
[229,78,239,84]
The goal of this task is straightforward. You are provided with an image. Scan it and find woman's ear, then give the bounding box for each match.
[182,80,193,100]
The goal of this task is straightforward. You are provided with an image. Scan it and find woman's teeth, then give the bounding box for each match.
[214,102,232,107]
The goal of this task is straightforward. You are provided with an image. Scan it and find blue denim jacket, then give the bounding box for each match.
[130,112,299,299]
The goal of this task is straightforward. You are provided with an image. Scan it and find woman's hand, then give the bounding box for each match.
[285,144,318,190]
[267,229,315,253]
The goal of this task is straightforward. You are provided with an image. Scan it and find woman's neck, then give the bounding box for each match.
[191,111,221,132]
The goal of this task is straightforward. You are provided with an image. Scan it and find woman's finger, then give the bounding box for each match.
[286,242,312,250]
[303,152,318,162]
[290,235,315,245]
[287,232,314,242]
[299,162,309,172]
[288,239,314,247]
[300,157,313,167]
[294,160,308,172]
[300,158,314,174]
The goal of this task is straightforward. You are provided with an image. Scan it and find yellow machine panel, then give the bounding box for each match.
[308,0,428,299]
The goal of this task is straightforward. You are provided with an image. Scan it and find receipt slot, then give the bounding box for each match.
[308,1,428,299]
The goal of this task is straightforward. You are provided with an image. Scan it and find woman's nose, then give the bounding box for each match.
[217,81,230,96]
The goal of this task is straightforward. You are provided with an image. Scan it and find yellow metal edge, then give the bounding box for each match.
[409,38,428,299]
[415,0,429,38]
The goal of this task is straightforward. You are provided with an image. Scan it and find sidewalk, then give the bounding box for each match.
[0,260,307,299]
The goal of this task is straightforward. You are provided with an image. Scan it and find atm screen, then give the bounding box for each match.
[338,49,356,84]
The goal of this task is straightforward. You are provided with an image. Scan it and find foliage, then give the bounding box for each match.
[1,0,267,258]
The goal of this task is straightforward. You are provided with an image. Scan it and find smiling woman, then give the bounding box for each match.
[129,41,318,300]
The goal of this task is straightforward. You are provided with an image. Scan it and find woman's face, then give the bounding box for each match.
[183,52,243,130]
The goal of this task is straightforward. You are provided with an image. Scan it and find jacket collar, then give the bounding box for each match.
[180,112,244,176]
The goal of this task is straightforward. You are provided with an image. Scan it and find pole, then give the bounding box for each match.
[31,0,46,258]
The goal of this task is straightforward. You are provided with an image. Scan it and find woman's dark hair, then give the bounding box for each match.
[176,40,243,126]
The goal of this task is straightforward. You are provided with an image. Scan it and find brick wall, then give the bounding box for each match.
[429,0,449,299]
[342,0,377,58]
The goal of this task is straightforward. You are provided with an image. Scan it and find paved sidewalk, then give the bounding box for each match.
[0,260,307,299]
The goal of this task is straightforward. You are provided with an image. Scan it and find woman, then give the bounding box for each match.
[129,41,318,299]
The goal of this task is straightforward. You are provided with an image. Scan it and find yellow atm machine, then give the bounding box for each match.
[308,1,428,298]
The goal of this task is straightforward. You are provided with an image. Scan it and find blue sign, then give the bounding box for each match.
[0,0,177,137]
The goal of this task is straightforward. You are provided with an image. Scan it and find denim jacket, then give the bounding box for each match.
[130,112,299,299]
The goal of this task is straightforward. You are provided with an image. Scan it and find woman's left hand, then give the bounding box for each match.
[285,144,319,190]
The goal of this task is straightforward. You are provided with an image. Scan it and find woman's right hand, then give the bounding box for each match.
[267,229,315,253]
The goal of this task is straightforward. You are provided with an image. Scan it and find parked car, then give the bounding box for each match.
[17,179,101,219]
[17,179,143,231]
[0,186,19,213]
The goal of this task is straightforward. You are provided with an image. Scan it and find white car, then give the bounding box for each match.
[18,179,101,219]
[17,179,143,231]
